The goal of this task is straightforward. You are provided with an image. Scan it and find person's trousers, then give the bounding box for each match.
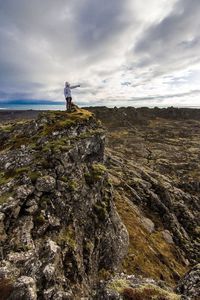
[66,97,72,111]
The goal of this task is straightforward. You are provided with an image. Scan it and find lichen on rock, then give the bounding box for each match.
[0,108,128,299]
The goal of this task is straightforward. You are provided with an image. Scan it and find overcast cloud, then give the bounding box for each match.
[0,0,200,107]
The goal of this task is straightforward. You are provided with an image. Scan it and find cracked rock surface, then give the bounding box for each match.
[0,109,128,299]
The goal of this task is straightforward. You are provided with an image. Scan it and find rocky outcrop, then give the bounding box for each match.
[0,109,128,299]
[96,273,181,300]
[176,264,200,300]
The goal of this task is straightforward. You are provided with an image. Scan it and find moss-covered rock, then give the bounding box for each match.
[0,108,128,299]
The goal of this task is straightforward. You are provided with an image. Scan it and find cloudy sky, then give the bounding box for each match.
[0,0,200,107]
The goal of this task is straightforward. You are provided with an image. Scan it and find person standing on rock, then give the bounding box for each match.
[64,82,80,111]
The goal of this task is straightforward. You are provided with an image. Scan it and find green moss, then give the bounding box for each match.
[57,225,77,250]
[122,284,181,300]
[84,241,94,251]
[85,163,107,185]
[0,110,84,150]
[60,176,68,183]
[41,138,70,153]
[92,164,107,181]
[114,191,188,285]
[0,192,13,205]
[108,279,129,293]
[1,167,29,187]
[0,108,94,151]
[98,268,112,281]
[35,213,46,225]
[0,123,14,133]
[3,167,29,180]
[43,119,76,136]
[29,171,40,184]
[0,172,9,185]
[40,108,93,137]
[68,179,79,191]
[92,163,107,175]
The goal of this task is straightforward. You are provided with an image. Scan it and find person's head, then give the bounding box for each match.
[65,81,70,87]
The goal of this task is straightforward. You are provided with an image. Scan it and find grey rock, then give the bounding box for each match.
[25,204,38,215]
[0,212,7,241]
[36,175,56,192]
[176,264,200,299]
[141,217,155,233]
[16,185,34,200]
[43,263,56,281]
[8,276,37,300]
[162,230,174,244]
[43,288,73,300]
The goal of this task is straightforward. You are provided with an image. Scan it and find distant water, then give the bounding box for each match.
[0,104,66,110]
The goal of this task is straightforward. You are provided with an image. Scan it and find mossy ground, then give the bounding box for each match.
[40,108,93,135]
[0,108,94,151]
[108,278,129,293]
[0,192,13,205]
[108,279,180,299]
[56,225,77,250]
[113,190,187,286]
[85,163,107,185]
[122,284,181,300]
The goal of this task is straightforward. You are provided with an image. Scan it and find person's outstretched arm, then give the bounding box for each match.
[70,84,80,89]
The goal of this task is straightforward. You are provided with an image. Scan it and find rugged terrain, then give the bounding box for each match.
[88,106,200,299]
[0,108,129,299]
[0,106,199,299]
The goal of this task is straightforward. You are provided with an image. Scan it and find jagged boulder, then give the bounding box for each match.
[35,176,56,192]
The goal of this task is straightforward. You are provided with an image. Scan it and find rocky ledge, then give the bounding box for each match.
[0,109,128,299]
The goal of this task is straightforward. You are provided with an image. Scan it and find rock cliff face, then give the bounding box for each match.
[0,109,128,299]
[87,106,200,298]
